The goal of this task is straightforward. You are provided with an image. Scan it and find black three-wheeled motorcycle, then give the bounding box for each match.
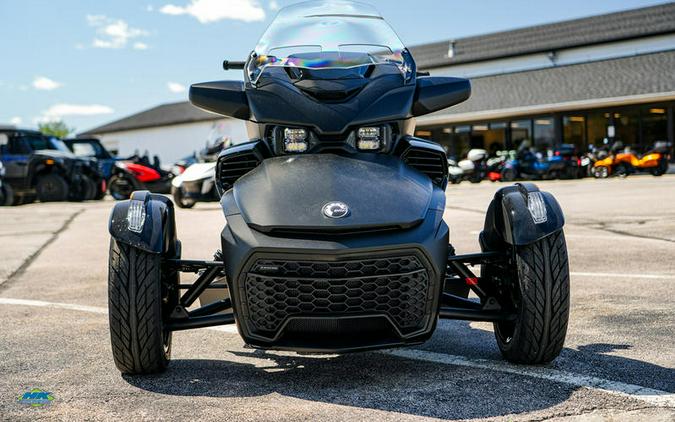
[107,1,569,374]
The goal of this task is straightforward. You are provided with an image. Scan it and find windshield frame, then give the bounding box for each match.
[248,0,414,83]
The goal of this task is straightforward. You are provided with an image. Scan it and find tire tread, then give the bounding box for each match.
[108,239,169,374]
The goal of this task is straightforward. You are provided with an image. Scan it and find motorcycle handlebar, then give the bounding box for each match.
[223,60,246,71]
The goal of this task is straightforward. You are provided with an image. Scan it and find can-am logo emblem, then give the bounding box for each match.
[322,202,349,218]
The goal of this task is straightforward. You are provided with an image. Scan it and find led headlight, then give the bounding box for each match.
[284,128,308,153]
[357,127,381,150]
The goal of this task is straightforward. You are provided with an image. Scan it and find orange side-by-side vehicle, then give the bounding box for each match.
[592,144,670,178]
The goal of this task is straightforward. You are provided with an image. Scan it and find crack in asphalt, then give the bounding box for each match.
[578,221,675,244]
[445,205,675,244]
[0,208,85,291]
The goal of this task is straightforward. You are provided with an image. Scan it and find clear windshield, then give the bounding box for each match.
[249,0,413,82]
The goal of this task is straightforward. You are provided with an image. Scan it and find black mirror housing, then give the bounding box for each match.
[412,77,471,117]
[189,81,250,120]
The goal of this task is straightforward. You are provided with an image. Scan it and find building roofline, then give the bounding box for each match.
[417,91,675,126]
[79,101,223,136]
[410,3,675,69]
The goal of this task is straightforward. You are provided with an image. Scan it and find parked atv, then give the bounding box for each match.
[447,149,488,184]
[65,137,116,198]
[64,137,174,199]
[107,1,569,375]
[0,129,104,205]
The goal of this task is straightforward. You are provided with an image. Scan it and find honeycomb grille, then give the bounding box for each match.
[243,255,431,335]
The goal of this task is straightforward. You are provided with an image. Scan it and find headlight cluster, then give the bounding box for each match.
[283,128,308,153]
[276,125,389,154]
[356,127,381,151]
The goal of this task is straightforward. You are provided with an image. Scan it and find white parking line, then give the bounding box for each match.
[1,297,674,407]
[384,349,675,408]
[571,271,675,280]
[0,297,108,314]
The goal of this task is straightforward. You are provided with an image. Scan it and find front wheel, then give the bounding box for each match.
[494,231,570,364]
[651,159,668,176]
[36,173,69,202]
[592,166,609,178]
[172,186,196,209]
[108,239,173,374]
[614,163,631,178]
[108,174,138,200]
[501,168,517,182]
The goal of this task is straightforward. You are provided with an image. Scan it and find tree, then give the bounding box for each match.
[38,120,74,138]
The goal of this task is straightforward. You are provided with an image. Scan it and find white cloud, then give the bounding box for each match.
[33,76,62,91]
[167,82,186,93]
[39,104,115,122]
[133,42,149,50]
[159,0,265,23]
[10,117,22,125]
[87,14,149,49]
[269,0,279,11]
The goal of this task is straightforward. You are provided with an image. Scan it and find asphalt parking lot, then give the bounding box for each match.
[1,176,674,421]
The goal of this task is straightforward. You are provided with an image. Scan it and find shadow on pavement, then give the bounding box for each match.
[124,322,674,420]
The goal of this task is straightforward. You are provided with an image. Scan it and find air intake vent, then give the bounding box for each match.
[216,141,269,192]
[401,145,448,186]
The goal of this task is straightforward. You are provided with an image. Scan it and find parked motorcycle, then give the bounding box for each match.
[447,149,488,184]
[501,142,566,181]
[553,144,584,179]
[171,138,230,208]
[485,150,513,182]
[108,160,174,200]
[106,1,570,374]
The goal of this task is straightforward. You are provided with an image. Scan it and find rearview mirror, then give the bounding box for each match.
[412,77,471,117]
[189,81,250,120]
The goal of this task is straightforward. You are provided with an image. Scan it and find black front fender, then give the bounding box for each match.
[108,190,177,255]
[481,183,565,249]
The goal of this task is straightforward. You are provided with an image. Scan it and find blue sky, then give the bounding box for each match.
[0,0,669,133]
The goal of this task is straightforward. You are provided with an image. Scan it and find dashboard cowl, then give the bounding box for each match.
[232,154,434,233]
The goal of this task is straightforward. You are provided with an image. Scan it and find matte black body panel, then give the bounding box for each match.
[189,81,250,120]
[219,184,449,350]
[246,68,416,134]
[108,191,178,255]
[481,183,565,249]
[412,77,472,117]
[231,154,435,233]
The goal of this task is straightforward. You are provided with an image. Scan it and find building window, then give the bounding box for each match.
[533,117,555,152]
[562,115,586,151]
[510,120,532,151]
[641,105,668,150]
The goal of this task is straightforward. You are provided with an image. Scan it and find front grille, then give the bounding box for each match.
[241,255,433,338]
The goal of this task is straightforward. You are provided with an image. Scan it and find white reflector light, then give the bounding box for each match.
[284,128,308,153]
[527,192,547,224]
[127,201,146,233]
[357,127,381,150]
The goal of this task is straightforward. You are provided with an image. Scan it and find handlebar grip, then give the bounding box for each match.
[223,60,246,71]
